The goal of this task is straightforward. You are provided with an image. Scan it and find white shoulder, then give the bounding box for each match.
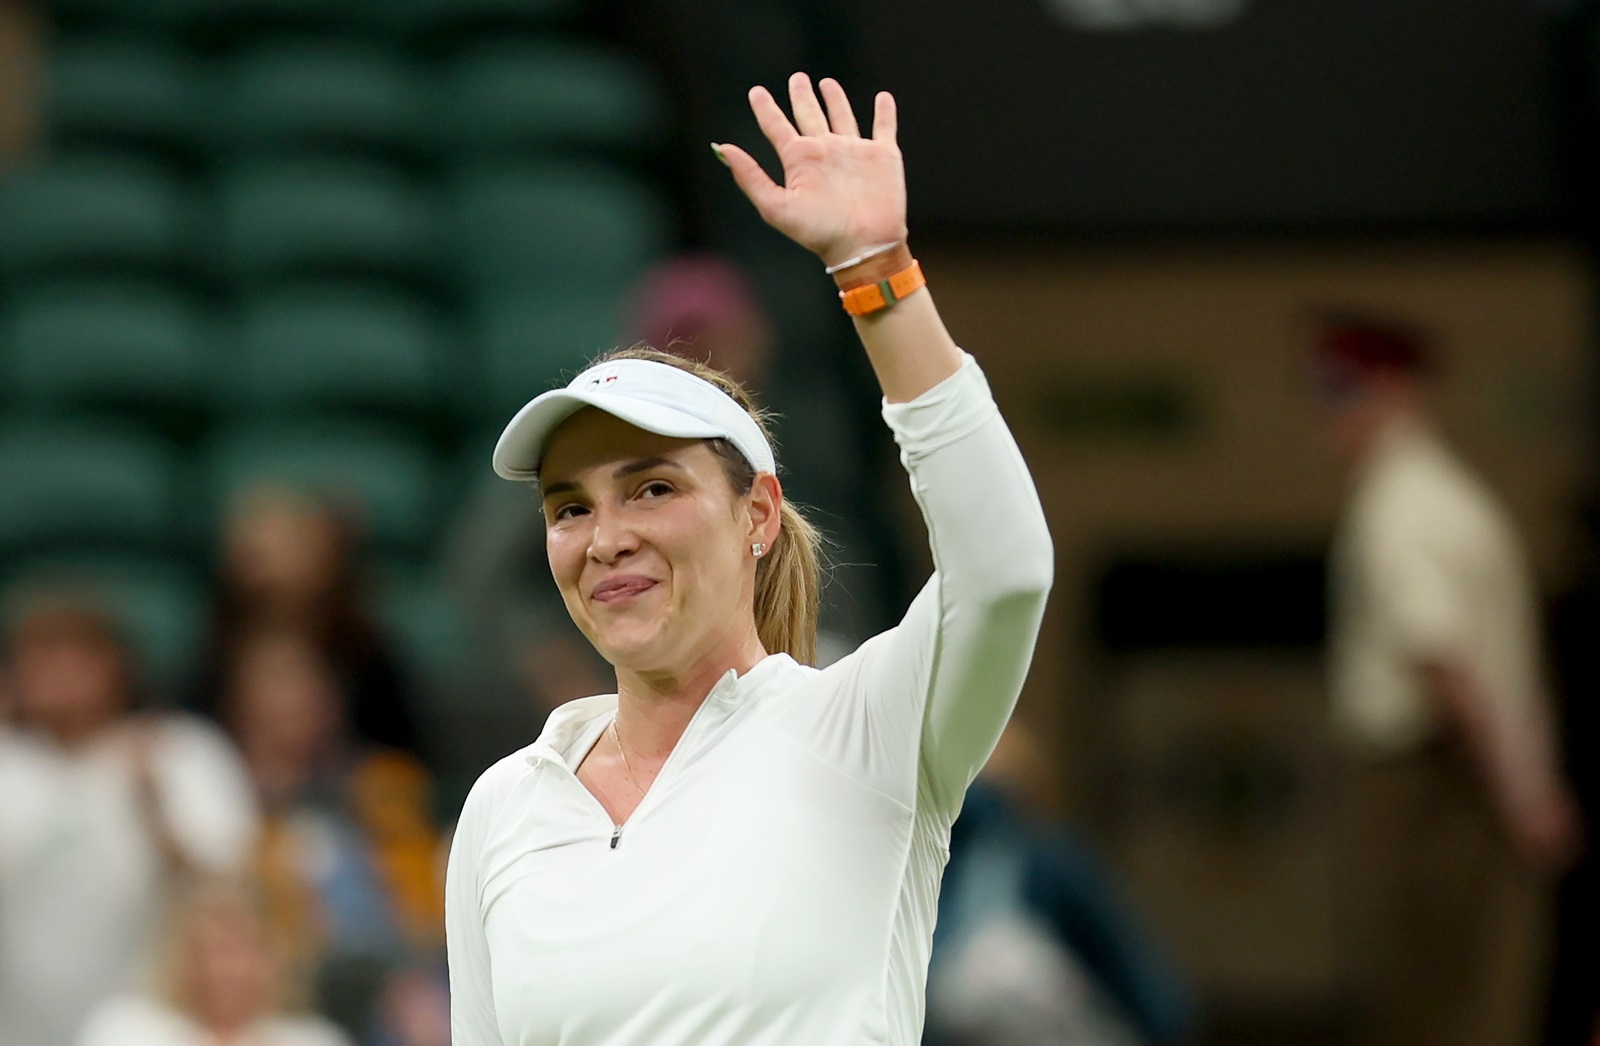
[265,1014,357,1046]
[75,995,187,1046]
[457,741,544,828]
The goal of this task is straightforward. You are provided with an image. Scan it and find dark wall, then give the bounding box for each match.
[856,0,1563,234]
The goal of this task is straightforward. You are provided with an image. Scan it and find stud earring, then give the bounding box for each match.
[752,542,767,558]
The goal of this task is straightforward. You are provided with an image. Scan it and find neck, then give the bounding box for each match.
[39,710,117,750]
[612,629,767,760]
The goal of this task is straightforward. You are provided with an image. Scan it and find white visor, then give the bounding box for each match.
[493,358,776,481]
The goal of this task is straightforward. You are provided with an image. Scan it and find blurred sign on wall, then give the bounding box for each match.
[857,0,1562,232]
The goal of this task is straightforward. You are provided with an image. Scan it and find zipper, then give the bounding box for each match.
[531,671,739,852]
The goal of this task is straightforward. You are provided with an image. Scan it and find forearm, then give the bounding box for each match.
[1425,660,1564,832]
[846,271,963,405]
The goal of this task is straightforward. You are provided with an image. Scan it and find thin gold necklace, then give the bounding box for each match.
[610,718,647,798]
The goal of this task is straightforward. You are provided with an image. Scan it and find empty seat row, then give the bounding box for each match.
[0,417,457,557]
[54,0,581,43]
[0,279,625,420]
[0,154,674,290]
[47,37,664,163]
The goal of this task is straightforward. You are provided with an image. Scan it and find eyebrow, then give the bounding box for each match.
[540,457,685,500]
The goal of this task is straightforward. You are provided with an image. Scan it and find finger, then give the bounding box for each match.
[747,85,798,152]
[714,142,786,221]
[788,71,830,137]
[872,91,898,145]
[817,78,860,137]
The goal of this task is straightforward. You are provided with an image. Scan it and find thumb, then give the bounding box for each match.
[714,143,785,224]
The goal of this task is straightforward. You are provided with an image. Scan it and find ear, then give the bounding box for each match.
[745,472,784,550]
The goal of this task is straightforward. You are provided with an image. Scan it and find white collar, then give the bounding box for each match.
[524,653,796,769]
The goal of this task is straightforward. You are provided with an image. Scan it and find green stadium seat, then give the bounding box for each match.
[0,154,192,279]
[215,158,438,286]
[0,554,207,694]
[213,42,426,161]
[0,420,181,557]
[374,0,580,39]
[203,421,442,553]
[51,0,187,30]
[54,0,356,38]
[471,285,623,418]
[435,41,665,156]
[374,566,468,693]
[45,38,204,162]
[1,280,209,416]
[217,284,443,417]
[448,161,673,293]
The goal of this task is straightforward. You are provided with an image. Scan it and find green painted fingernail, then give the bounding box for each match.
[711,143,730,167]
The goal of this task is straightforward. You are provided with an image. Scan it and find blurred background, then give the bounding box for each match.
[0,1,1595,1045]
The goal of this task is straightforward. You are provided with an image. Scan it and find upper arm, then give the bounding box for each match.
[155,720,260,874]
[903,410,1052,812]
[806,358,1050,816]
[1368,520,1468,660]
[853,365,1051,814]
[445,780,505,1046]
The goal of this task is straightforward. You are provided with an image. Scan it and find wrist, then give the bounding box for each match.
[829,241,914,290]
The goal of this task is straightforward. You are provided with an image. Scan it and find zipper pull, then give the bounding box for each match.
[610,825,622,850]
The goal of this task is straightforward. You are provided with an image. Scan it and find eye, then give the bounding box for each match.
[637,480,674,500]
[550,502,589,522]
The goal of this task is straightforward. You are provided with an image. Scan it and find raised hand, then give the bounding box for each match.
[716,73,908,269]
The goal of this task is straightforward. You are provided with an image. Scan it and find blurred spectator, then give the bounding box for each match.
[223,630,445,1036]
[189,485,426,765]
[0,592,259,1046]
[1313,314,1579,1046]
[74,882,353,1046]
[624,253,777,388]
[366,966,450,1046]
[925,723,1195,1046]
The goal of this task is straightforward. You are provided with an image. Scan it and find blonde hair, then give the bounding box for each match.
[591,345,823,665]
[153,878,299,1017]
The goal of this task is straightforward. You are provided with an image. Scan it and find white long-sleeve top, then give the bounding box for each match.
[446,354,1053,1046]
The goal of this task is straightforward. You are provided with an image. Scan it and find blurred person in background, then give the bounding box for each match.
[365,966,450,1046]
[75,881,353,1046]
[1313,314,1580,1046]
[189,485,425,766]
[925,722,1195,1046]
[0,592,260,1046]
[624,253,777,390]
[223,630,445,1039]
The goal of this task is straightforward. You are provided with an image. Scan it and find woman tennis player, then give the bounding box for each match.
[445,72,1053,1045]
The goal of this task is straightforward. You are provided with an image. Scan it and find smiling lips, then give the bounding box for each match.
[590,575,659,604]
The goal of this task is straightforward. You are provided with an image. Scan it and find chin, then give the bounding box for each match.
[591,625,675,675]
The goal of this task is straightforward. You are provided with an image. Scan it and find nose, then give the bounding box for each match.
[586,504,638,565]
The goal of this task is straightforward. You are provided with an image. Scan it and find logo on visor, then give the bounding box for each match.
[588,365,623,388]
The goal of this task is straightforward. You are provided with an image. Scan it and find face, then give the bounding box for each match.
[1313,369,1413,467]
[10,628,127,742]
[538,409,779,677]
[180,902,273,1030]
[222,488,344,604]
[226,634,344,800]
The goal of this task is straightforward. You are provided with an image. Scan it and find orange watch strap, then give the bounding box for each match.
[839,260,926,317]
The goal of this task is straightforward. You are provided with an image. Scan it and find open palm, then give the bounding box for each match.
[718,74,908,269]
